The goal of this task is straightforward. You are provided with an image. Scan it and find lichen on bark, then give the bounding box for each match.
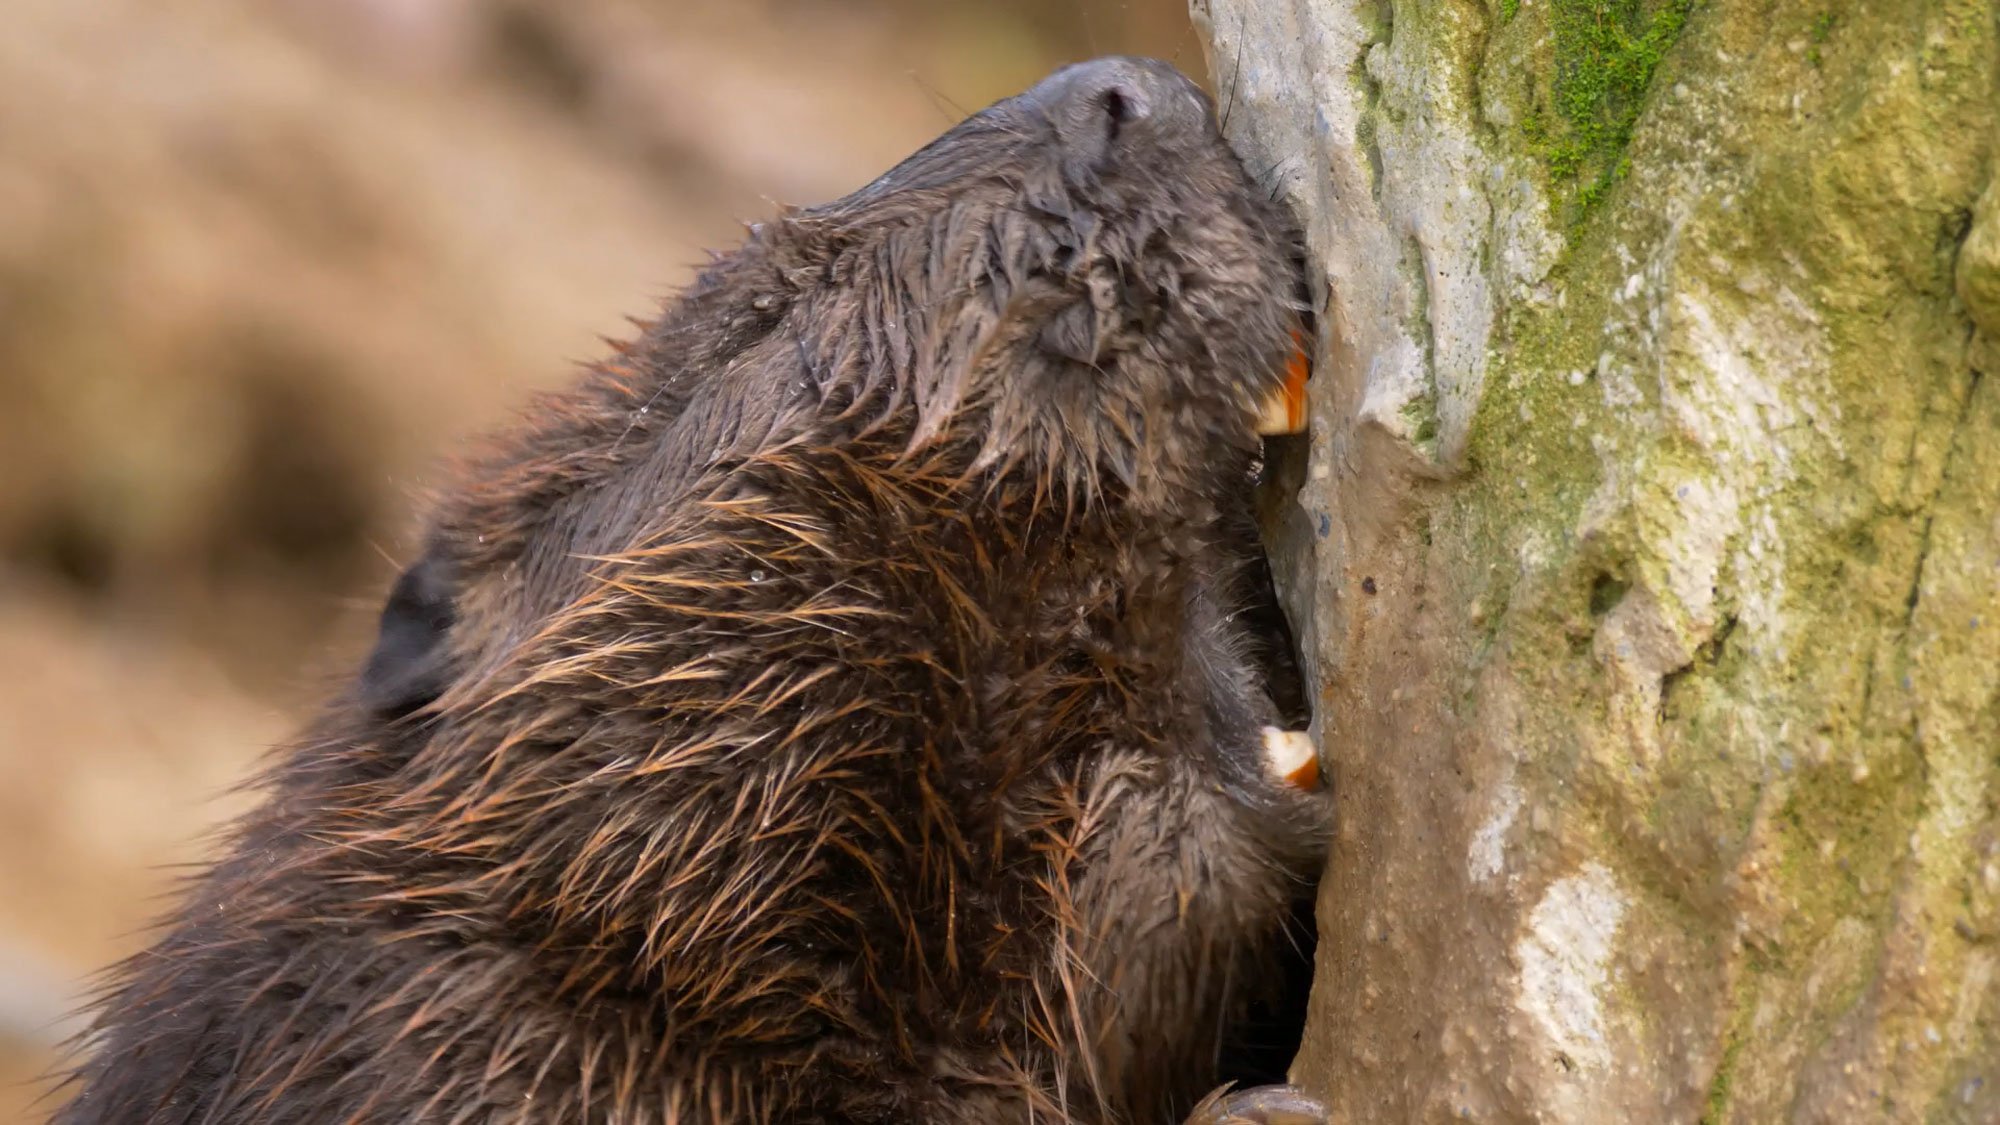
[1193,0,2000,1119]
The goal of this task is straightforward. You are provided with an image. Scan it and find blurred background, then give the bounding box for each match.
[0,0,1204,1116]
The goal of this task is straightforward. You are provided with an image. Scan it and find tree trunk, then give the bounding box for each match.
[1192,0,2000,1119]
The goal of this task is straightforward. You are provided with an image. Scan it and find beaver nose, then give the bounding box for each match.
[1034,56,1212,167]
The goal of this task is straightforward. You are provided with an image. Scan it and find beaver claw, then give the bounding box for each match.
[1184,1083,1330,1125]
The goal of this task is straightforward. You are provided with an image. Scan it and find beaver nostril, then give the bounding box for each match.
[1034,59,1205,168]
[1098,84,1145,142]
[1103,87,1133,124]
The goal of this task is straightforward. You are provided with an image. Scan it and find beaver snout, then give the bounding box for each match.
[1032,55,1215,169]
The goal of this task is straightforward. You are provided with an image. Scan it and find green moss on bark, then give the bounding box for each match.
[1547,0,1694,211]
[1503,0,1696,222]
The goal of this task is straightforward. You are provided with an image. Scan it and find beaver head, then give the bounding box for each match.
[364,56,1309,716]
[789,54,1309,503]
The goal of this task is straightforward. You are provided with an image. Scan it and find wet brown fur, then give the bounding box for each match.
[53,58,1328,1125]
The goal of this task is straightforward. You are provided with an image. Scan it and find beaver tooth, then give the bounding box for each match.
[1260,726,1320,791]
[1254,333,1311,435]
[1254,387,1307,435]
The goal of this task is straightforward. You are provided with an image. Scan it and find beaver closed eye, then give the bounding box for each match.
[53,56,1332,1125]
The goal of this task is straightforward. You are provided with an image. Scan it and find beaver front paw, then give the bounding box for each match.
[1185,1083,1330,1125]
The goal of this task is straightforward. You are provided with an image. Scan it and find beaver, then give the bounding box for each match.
[52,56,1332,1125]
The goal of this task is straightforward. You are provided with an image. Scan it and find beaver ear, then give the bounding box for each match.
[359,548,456,717]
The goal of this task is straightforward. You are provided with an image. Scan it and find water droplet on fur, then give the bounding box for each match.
[749,570,765,583]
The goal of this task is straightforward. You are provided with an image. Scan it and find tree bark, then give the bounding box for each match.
[1193,0,2000,1119]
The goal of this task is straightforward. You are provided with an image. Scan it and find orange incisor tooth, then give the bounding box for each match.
[1255,328,1311,436]
[1260,727,1321,792]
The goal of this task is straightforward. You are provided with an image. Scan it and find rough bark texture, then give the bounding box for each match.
[1192,0,2000,1120]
